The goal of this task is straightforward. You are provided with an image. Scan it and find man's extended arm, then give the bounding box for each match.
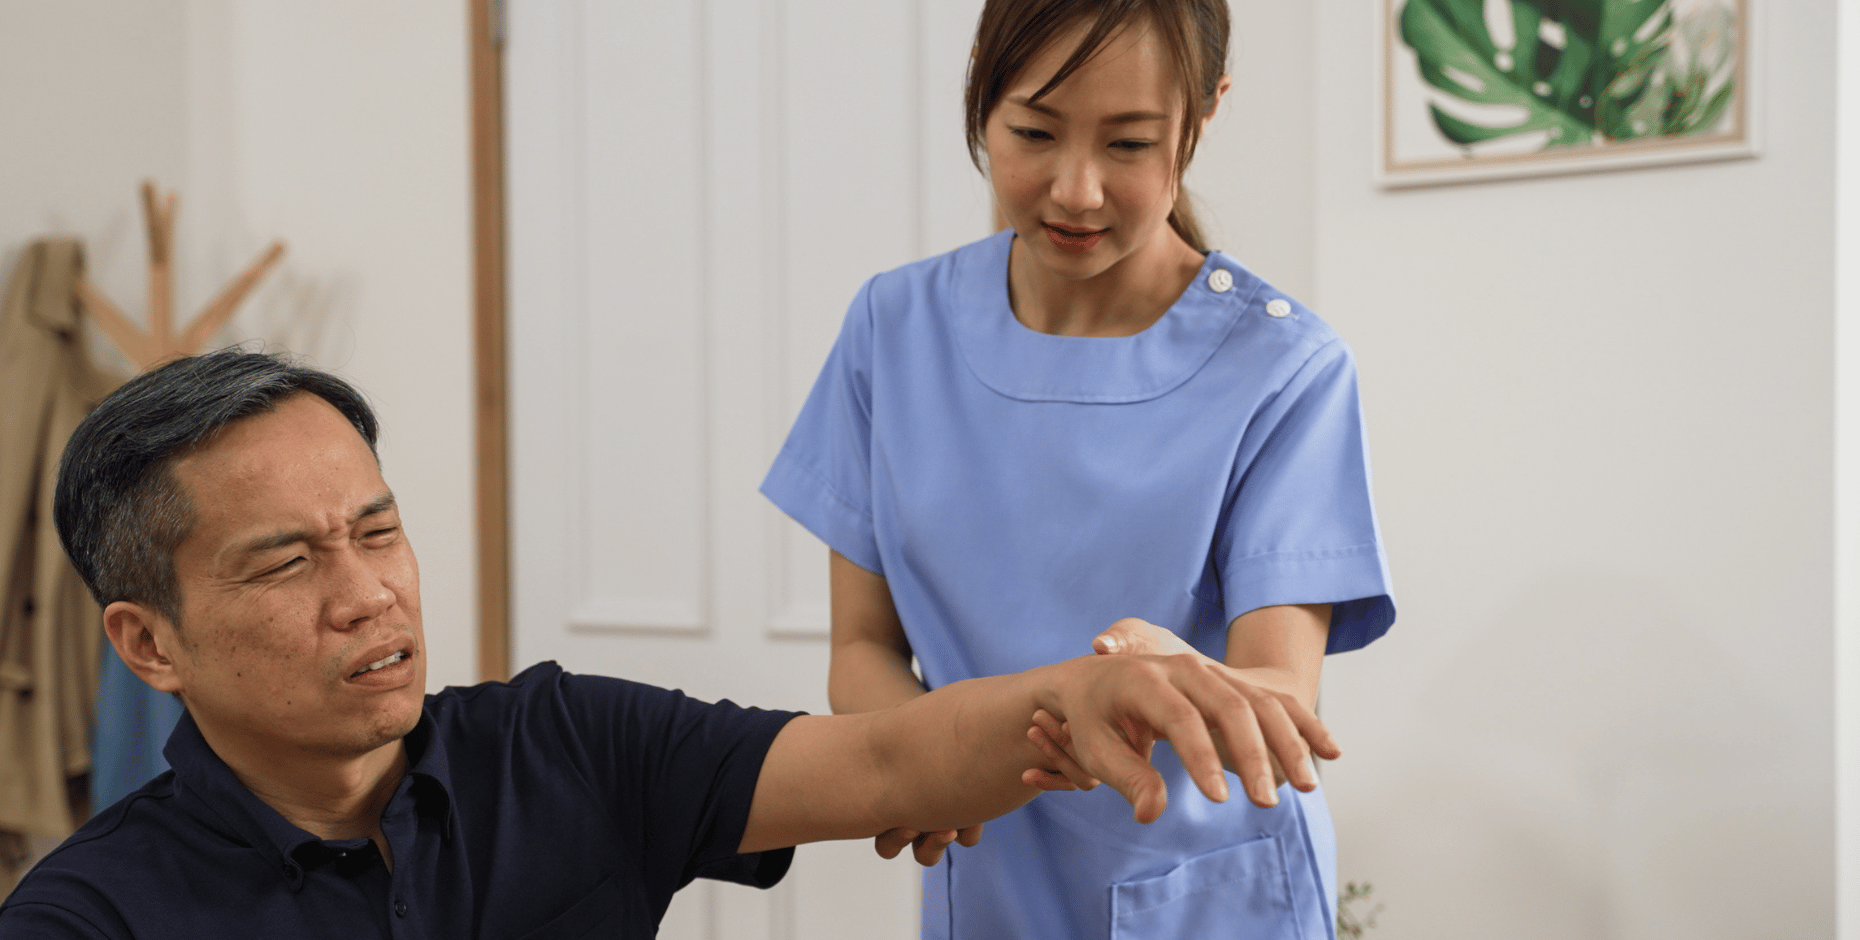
[737,650,1339,853]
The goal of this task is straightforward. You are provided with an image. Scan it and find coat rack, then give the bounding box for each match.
[75,181,286,371]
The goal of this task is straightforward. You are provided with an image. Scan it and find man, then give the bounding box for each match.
[0,350,1335,937]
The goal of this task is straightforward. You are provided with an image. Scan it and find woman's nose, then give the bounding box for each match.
[1050,149,1104,215]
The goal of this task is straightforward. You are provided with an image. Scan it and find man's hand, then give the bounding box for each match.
[1024,619,1340,814]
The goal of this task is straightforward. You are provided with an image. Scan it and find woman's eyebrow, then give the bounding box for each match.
[1004,96,1168,125]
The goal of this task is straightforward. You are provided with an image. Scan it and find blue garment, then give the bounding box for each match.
[763,231,1395,939]
[88,649,185,812]
[0,662,798,938]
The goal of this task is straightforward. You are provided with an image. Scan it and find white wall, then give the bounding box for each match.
[0,1,477,694]
[1312,4,1837,939]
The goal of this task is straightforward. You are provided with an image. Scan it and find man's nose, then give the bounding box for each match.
[325,550,395,630]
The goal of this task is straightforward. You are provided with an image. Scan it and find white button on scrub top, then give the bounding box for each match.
[1207,269,1234,293]
[1266,298,1292,318]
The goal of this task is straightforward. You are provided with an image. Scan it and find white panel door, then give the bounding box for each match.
[504,1,989,937]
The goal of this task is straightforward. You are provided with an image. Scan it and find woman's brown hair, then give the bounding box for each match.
[964,0,1230,251]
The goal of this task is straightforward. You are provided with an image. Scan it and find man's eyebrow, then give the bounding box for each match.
[1005,96,1169,125]
[233,492,398,557]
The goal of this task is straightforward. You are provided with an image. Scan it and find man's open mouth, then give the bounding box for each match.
[351,651,409,678]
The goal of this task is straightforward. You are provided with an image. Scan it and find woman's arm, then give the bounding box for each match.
[829,550,983,862]
[1223,603,1330,710]
[828,550,926,713]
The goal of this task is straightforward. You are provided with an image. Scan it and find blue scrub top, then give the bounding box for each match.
[763,230,1394,940]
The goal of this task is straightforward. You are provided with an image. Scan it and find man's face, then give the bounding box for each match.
[161,392,425,760]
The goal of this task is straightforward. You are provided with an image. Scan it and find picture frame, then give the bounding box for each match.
[1376,0,1757,188]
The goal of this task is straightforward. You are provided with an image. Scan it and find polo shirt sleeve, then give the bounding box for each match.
[0,901,120,939]
[1215,337,1396,654]
[760,277,884,574]
[547,669,801,893]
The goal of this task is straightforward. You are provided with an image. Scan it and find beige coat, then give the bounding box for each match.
[0,241,120,892]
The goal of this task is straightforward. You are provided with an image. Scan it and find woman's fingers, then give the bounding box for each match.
[911,829,958,867]
[1028,712,1099,789]
[874,828,919,860]
[1092,617,1196,657]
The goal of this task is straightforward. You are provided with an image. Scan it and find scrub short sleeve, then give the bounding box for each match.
[1215,339,1395,654]
[760,278,884,574]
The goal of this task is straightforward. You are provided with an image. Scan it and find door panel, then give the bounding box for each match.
[505,1,989,936]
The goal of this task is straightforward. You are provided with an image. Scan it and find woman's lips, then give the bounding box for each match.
[1043,223,1106,253]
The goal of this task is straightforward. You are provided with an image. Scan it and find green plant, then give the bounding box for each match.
[1399,0,1737,151]
[1337,881,1383,939]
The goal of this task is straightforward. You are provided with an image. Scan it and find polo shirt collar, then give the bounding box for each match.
[162,707,457,891]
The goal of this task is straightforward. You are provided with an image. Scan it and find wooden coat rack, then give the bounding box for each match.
[76,181,286,371]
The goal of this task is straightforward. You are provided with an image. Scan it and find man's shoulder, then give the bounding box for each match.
[0,779,185,938]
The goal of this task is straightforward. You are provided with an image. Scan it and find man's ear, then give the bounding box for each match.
[103,601,185,696]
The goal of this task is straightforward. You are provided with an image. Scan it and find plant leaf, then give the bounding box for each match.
[1401,0,1596,149]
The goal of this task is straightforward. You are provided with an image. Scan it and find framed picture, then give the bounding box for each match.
[1377,0,1756,188]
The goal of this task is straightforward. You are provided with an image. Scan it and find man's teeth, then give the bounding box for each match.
[352,651,407,677]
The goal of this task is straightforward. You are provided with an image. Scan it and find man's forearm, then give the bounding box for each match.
[861,669,1054,833]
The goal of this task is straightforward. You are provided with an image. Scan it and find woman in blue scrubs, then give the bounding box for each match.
[762,1,1394,936]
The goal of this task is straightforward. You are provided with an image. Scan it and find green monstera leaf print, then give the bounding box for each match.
[1399,0,1736,152]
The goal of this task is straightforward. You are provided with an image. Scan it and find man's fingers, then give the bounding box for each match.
[1282,696,1342,761]
[1252,696,1319,792]
[955,824,984,847]
[1106,759,1171,824]
[1192,679,1280,807]
[874,828,919,860]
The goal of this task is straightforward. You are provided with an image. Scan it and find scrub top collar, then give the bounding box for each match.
[952,229,1261,404]
[163,706,459,892]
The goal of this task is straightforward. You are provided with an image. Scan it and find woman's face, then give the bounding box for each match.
[984,21,1196,284]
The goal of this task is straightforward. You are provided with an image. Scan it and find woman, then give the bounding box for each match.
[762,1,1394,936]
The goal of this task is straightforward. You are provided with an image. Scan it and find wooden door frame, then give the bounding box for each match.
[471,0,510,682]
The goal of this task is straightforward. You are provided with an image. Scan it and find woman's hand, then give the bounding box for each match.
[872,824,984,866]
[1023,618,1338,808]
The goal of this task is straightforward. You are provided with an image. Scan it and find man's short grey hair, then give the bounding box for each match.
[53,348,380,625]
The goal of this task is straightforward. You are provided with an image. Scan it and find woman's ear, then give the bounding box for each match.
[1203,73,1234,128]
[104,601,185,695]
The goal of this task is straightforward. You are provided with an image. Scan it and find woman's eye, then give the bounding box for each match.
[1111,139,1154,152]
[1011,127,1054,142]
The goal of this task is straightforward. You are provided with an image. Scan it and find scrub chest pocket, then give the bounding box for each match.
[1109,835,1314,940]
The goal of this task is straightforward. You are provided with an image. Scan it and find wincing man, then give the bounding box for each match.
[0,350,1338,938]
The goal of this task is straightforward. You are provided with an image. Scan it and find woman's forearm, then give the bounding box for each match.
[829,638,928,714]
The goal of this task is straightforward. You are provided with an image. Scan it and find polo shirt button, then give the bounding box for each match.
[1208,269,1234,293]
[1266,299,1292,318]
[396,900,409,917]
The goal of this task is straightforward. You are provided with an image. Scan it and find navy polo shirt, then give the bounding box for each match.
[0,662,799,938]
